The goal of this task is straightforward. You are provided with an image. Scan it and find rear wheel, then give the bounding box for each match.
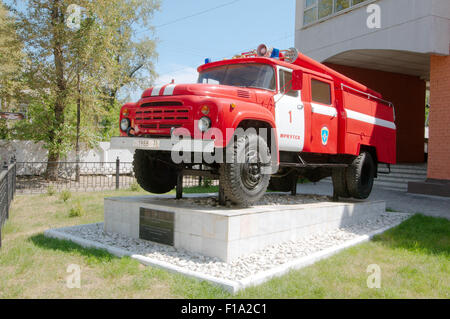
[220,132,271,206]
[133,150,177,194]
[332,167,350,198]
[346,152,376,199]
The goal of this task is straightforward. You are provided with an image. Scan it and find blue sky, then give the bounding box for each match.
[6,0,296,100]
[145,0,296,98]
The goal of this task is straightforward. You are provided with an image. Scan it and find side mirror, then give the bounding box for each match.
[292,69,303,91]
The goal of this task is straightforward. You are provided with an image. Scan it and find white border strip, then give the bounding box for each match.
[44,217,409,294]
[346,109,396,130]
[163,84,176,96]
[151,86,163,96]
[311,103,337,117]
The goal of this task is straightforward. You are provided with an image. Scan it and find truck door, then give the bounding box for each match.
[275,67,305,152]
[309,77,338,154]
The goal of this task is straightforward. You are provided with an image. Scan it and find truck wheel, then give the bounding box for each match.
[268,170,297,192]
[220,133,271,206]
[133,150,177,194]
[346,152,375,199]
[332,168,350,198]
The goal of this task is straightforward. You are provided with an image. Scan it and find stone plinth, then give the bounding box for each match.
[104,194,385,262]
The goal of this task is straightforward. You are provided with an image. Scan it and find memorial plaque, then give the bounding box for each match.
[139,208,174,246]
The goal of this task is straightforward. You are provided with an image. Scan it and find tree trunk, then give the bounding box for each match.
[45,0,66,180]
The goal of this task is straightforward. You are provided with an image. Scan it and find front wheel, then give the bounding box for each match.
[133,150,177,194]
[220,133,271,206]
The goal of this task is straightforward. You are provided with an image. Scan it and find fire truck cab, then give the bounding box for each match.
[112,45,396,206]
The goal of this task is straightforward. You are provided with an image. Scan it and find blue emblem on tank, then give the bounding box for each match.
[321,127,329,146]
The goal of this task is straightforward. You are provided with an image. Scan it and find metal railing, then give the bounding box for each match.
[15,158,135,194]
[14,159,217,194]
[0,158,16,248]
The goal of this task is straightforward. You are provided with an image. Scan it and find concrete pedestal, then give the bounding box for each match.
[104,194,385,262]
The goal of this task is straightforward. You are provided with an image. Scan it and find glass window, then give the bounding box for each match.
[305,0,317,8]
[303,7,317,25]
[198,63,276,91]
[352,0,366,5]
[335,0,350,12]
[311,79,331,105]
[279,70,298,97]
[318,0,333,19]
[303,0,369,26]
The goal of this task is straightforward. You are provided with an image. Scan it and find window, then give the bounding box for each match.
[198,63,275,91]
[318,0,333,19]
[303,0,370,26]
[311,79,331,105]
[335,0,350,12]
[279,70,298,97]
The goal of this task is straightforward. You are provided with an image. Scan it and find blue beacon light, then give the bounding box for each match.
[270,48,280,58]
[205,58,211,64]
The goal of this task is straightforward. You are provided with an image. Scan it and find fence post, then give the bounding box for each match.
[115,157,120,190]
[3,161,8,221]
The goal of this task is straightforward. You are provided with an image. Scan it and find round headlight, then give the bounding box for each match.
[120,118,130,131]
[197,117,211,132]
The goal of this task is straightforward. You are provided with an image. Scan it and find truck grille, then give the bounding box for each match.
[135,102,190,134]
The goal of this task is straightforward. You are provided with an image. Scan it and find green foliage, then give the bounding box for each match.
[129,181,141,192]
[46,185,56,196]
[68,201,85,218]
[202,178,212,188]
[59,190,72,202]
[3,0,160,166]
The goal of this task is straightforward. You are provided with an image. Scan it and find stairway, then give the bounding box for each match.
[375,164,427,192]
[323,163,428,192]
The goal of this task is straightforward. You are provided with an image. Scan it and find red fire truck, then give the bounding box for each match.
[112,45,396,206]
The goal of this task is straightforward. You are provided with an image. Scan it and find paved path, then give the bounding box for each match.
[297,181,450,220]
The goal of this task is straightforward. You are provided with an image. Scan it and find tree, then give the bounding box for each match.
[7,0,159,179]
[0,1,24,112]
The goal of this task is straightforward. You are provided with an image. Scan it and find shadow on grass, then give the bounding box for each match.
[372,214,450,257]
[29,234,117,263]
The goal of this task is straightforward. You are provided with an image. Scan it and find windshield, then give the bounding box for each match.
[197,63,276,90]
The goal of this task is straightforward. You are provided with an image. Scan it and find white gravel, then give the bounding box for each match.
[164,193,333,208]
[59,212,411,281]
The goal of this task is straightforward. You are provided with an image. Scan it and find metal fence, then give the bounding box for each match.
[15,159,135,194]
[0,159,16,248]
[14,159,218,194]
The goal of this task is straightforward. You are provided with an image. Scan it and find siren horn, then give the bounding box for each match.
[257,44,269,57]
[283,47,299,63]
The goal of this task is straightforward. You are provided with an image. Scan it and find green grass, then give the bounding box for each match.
[0,190,448,298]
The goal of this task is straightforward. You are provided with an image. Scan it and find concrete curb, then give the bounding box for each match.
[44,227,239,292]
[44,218,407,294]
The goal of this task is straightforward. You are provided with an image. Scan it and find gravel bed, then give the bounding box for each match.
[166,193,333,208]
[59,212,411,281]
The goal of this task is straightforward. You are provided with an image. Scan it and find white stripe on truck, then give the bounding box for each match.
[345,109,396,130]
[151,86,163,96]
[163,84,176,96]
[311,103,338,117]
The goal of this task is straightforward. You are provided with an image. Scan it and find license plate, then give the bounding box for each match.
[133,139,160,149]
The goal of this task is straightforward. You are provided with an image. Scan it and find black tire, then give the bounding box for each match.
[220,132,271,206]
[332,167,350,198]
[346,152,376,199]
[133,150,177,194]
[268,170,297,192]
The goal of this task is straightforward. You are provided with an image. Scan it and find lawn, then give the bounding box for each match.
[0,189,448,298]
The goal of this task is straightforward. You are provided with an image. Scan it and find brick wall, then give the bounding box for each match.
[324,63,426,163]
[428,55,450,180]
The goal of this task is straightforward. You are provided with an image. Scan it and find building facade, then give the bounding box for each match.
[295,0,450,196]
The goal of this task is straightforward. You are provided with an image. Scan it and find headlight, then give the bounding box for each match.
[197,117,211,132]
[120,118,130,131]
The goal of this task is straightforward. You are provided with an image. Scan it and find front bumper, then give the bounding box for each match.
[110,137,215,153]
